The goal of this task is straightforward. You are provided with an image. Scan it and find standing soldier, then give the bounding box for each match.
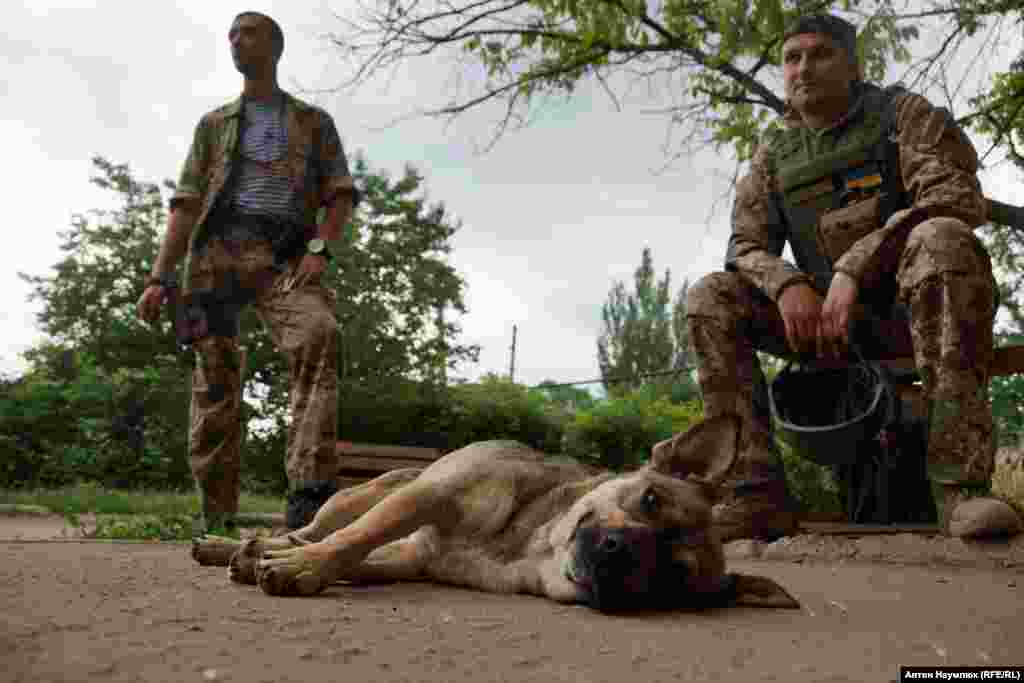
[684,14,1019,540]
[137,11,359,533]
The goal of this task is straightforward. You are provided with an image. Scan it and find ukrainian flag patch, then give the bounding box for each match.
[844,166,883,191]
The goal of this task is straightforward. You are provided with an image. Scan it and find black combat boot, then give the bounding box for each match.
[285,480,340,530]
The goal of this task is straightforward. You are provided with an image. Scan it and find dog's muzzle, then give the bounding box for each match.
[571,526,684,612]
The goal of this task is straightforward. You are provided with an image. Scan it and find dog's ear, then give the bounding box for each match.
[725,573,800,609]
[647,414,740,486]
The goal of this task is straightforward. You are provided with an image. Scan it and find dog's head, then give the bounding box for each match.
[552,414,799,612]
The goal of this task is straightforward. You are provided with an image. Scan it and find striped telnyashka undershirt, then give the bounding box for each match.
[230,96,303,222]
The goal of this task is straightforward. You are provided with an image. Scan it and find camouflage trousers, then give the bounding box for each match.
[688,217,997,488]
[187,228,340,522]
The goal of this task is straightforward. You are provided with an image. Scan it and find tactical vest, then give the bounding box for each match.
[767,84,909,293]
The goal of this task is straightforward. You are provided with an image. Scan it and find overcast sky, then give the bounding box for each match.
[4,1,1023,390]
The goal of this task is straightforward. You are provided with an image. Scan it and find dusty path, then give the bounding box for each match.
[2,537,1021,683]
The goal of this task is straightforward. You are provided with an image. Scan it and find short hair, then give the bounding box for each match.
[233,11,284,61]
[783,13,858,65]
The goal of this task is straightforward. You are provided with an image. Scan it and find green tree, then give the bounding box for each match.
[970,32,1024,338]
[597,247,694,399]
[337,156,480,387]
[329,0,928,161]
[20,157,183,372]
[671,278,691,373]
[13,156,479,489]
[14,158,192,488]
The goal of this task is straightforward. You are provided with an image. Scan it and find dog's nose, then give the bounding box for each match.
[598,530,626,556]
[600,534,620,553]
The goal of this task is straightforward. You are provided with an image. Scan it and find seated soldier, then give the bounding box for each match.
[687,13,1015,540]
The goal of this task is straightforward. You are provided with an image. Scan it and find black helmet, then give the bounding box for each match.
[768,351,896,466]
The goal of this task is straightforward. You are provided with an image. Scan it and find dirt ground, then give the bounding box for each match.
[3,517,1022,683]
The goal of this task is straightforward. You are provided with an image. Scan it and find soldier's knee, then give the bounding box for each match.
[688,271,747,320]
[900,217,993,291]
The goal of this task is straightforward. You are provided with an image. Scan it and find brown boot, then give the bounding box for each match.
[712,478,801,543]
[934,484,1022,539]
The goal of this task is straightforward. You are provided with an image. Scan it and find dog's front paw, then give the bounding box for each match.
[257,547,330,596]
[192,534,244,567]
[228,539,264,584]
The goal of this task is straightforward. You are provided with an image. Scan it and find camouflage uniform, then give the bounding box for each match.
[170,91,356,526]
[688,84,997,508]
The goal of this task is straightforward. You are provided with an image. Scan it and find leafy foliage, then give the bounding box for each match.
[334,373,566,455]
[331,0,927,160]
[776,437,844,513]
[0,350,190,489]
[562,387,703,470]
[597,247,696,400]
[6,156,481,491]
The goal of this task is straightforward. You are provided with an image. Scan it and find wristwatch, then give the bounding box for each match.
[307,238,332,260]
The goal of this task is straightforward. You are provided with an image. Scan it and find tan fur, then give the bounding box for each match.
[195,415,799,610]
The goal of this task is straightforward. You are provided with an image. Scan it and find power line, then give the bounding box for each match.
[529,366,696,390]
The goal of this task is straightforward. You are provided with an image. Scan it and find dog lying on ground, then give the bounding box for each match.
[192,414,799,612]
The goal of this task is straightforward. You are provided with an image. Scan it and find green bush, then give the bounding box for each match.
[776,437,844,514]
[240,374,570,495]
[0,352,192,491]
[334,373,567,454]
[562,388,703,471]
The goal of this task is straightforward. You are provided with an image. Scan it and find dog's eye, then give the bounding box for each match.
[641,488,659,516]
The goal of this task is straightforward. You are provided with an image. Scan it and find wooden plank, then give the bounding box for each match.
[799,521,941,535]
[336,454,439,474]
[336,441,441,461]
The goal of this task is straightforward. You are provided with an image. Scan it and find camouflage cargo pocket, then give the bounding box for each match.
[817,194,884,264]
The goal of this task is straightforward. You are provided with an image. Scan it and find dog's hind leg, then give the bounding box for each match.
[258,479,451,596]
[223,468,422,585]
[295,468,423,542]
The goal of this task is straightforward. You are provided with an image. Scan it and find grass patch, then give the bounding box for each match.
[0,482,285,517]
[92,514,199,541]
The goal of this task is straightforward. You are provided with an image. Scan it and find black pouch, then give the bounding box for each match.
[175,287,243,346]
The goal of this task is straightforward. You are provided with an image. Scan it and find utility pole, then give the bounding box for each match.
[509,324,517,383]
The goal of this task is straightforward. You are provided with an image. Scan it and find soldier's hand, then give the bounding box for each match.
[137,285,165,324]
[819,272,859,360]
[777,282,823,356]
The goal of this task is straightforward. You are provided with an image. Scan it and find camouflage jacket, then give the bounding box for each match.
[727,83,986,301]
[169,90,357,287]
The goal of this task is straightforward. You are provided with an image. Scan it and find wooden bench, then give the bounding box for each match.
[334,441,443,489]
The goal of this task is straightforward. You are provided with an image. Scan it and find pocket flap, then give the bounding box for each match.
[817,194,884,263]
